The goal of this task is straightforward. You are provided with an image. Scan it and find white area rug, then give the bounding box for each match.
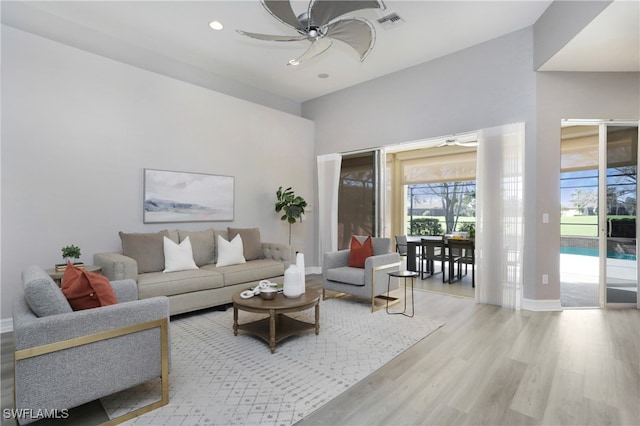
[101,292,444,425]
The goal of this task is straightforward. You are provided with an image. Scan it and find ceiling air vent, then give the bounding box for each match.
[377,12,404,29]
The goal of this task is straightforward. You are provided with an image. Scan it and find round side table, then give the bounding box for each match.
[46,265,103,286]
[386,270,418,318]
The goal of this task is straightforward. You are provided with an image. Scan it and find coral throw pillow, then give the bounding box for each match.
[61,263,118,310]
[348,236,373,268]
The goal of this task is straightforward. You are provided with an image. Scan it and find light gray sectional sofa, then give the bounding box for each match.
[94,227,293,315]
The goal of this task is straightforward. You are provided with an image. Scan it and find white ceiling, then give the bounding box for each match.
[2,1,638,103]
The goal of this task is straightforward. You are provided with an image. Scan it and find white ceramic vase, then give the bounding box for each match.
[296,252,305,294]
[283,264,302,298]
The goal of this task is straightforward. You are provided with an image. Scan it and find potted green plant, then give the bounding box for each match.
[275,186,307,245]
[61,244,82,264]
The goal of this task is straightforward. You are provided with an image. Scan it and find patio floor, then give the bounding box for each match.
[561,253,637,307]
[402,254,637,307]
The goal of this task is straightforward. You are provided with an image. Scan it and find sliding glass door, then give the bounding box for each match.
[560,121,638,307]
[603,125,638,305]
[337,152,377,249]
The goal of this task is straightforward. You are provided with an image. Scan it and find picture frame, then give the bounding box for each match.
[143,168,234,223]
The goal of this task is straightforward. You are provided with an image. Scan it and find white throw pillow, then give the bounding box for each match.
[163,236,198,273]
[216,234,246,267]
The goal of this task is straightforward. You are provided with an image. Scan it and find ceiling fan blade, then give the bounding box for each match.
[325,18,375,61]
[308,0,385,27]
[436,139,478,148]
[262,0,305,31]
[287,37,333,65]
[237,30,307,42]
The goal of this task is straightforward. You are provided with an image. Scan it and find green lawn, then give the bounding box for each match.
[407,216,476,233]
[408,215,633,238]
[561,215,598,237]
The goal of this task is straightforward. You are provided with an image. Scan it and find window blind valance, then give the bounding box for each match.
[401,151,476,184]
[560,136,598,172]
[561,126,638,172]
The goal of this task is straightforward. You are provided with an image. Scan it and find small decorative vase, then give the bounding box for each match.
[283,264,302,298]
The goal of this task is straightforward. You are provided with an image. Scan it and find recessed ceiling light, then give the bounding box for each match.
[288,59,300,66]
[318,73,330,79]
[209,20,224,31]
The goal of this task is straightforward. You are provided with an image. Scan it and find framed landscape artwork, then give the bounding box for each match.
[143,169,234,223]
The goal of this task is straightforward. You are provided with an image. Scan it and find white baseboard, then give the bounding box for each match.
[306,266,322,275]
[1,317,13,334]
[522,298,563,311]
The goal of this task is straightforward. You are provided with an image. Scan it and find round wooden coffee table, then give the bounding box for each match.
[232,288,320,354]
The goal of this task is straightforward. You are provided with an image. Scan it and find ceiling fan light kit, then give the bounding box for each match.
[237,0,386,65]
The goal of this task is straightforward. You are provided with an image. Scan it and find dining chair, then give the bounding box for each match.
[395,235,408,257]
[448,239,475,287]
[419,237,446,282]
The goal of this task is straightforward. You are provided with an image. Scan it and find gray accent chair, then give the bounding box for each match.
[322,237,401,312]
[13,265,170,425]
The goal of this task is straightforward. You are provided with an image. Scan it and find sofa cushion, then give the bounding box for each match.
[326,266,366,286]
[137,269,224,299]
[61,263,118,310]
[202,259,285,287]
[212,229,228,262]
[163,236,198,273]
[216,234,246,267]
[348,236,373,268]
[178,229,215,266]
[228,227,263,261]
[167,230,179,243]
[22,265,73,317]
[119,230,169,273]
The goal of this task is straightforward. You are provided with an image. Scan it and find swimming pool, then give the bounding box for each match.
[560,246,637,261]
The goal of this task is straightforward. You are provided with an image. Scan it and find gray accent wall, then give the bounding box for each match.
[303,28,540,302]
[1,26,315,320]
[303,27,640,306]
[535,71,640,302]
[303,28,537,155]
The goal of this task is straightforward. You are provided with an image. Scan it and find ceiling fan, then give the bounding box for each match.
[237,0,386,65]
[437,138,478,148]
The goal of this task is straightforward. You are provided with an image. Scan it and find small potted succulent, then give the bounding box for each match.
[61,244,82,264]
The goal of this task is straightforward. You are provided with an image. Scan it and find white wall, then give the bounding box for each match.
[1,26,315,320]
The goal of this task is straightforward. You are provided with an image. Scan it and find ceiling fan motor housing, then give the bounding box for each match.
[238,0,386,64]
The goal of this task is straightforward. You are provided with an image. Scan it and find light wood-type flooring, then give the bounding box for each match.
[303,279,640,425]
[2,275,639,426]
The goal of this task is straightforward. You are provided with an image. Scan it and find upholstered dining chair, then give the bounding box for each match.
[13,265,170,425]
[322,236,401,312]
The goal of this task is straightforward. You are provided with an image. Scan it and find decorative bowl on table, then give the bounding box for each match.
[259,288,277,300]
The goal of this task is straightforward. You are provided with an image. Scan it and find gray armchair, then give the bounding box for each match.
[13,265,170,425]
[322,237,401,312]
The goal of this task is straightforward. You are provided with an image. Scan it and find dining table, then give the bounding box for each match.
[405,235,475,273]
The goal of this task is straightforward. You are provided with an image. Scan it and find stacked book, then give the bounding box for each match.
[54,262,85,272]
